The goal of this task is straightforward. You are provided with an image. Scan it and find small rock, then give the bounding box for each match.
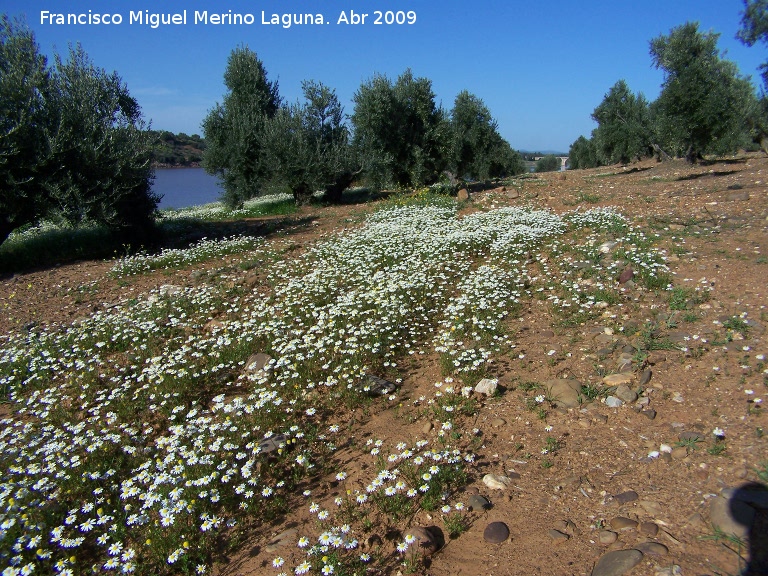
[610,517,638,531]
[258,433,290,455]
[483,521,510,543]
[598,530,618,545]
[360,374,398,396]
[491,418,506,427]
[671,447,688,459]
[655,565,682,576]
[603,373,633,386]
[635,541,668,557]
[543,378,583,408]
[468,494,491,512]
[421,421,433,434]
[614,490,639,505]
[265,528,297,553]
[245,352,272,373]
[605,396,624,408]
[404,526,442,556]
[672,393,684,403]
[726,190,750,202]
[639,522,659,537]
[615,385,638,403]
[618,267,635,284]
[591,549,643,576]
[548,529,569,544]
[638,500,663,516]
[475,378,498,396]
[457,188,470,202]
[709,495,755,541]
[641,409,657,420]
[639,369,652,386]
[483,474,512,490]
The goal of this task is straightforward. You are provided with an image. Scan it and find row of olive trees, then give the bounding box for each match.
[202,47,524,207]
[570,16,765,169]
[0,16,158,248]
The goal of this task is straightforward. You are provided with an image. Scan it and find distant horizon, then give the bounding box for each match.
[5,0,765,151]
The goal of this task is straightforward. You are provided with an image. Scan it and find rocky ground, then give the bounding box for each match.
[2,154,768,576]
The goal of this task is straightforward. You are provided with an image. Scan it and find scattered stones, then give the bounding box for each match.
[483,474,513,490]
[603,373,633,386]
[639,522,659,537]
[265,528,297,553]
[404,526,442,556]
[475,378,498,396]
[548,529,569,544]
[598,530,618,545]
[483,521,510,544]
[591,549,643,576]
[468,494,491,512]
[610,517,638,531]
[543,378,582,408]
[634,541,668,557]
[615,385,638,403]
[359,374,398,396]
[614,490,639,505]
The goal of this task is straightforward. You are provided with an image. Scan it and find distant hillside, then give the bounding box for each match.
[151,131,205,167]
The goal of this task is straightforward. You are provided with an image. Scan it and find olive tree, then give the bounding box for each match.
[591,80,653,164]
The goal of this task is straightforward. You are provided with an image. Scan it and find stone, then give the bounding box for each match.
[591,549,643,576]
[709,495,755,541]
[468,494,491,512]
[618,267,634,284]
[726,190,750,202]
[491,418,506,427]
[555,519,580,536]
[548,529,569,544]
[641,409,657,420]
[638,500,663,516]
[614,490,639,505]
[258,433,290,455]
[483,474,512,490]
[245,352,272,373]
[265,528,298,553]
[421,421,433,434]
[483,521,510,543]
[360,374,398,396]
[603,373,633,386]
[542,378,582,408]
[635,541,668,557]
[506,189,520,200]
[720,485,768,509]
[404,526,442,556]
[671,447,688,459]
[639,369,652,386]
[598,530,618,545]
[475,378,498,396]
[610,517,638,531]
[615,385,638,403]
[605,396,624,408]
[639,522,659,537]
[655,566,682,576]
[457,188,470,202]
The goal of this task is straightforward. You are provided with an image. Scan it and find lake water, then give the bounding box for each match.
[153,168,222,209]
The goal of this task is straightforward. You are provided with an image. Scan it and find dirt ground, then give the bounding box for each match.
[2,154,768,576]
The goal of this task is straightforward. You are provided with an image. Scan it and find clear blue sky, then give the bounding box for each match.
[5,0,766,152]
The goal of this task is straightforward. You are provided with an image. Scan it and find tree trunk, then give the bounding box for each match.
[293,184,312,206]
[651,143,672,162]
[0,220,15,250]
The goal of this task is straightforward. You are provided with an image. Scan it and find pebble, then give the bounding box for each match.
[491,418,506,427]
[543,378,583,408]
[615,385,638,403]
[655,566,682,576]
[422,421,433,434]
[404,526,442,556]
[709,495,755,541]
[603,373,633,386]
[548,529,569,544]
[258,433,289,455]
[245,352,272,374]
[610,517,638,531]
[360,374,399,396]
[671,447,688,459]
[641,409,657,420]
[605,396,624,408]
[483,521,510,543]
[598,530,618,545]
[614,490,639,505]
[482,474,512,490]
[639,522,659,537]
[468,495,491,512]
[635,541,669,557]
[638,500,663,516]
[591,549,643,576]
[639,369,652,386]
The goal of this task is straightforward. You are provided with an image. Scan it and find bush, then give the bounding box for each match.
[535,154,561,173]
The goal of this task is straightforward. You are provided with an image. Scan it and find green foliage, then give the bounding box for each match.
[449,90,523,180]
[151,130,205,165]
[738,0,768,89]
[650,22,757,162]
[591,80,653,164]
[568,136,600,169]
[202,45,281,208]
[352,69,450,189]
[0,17,157,247]
[535,154,560,173]
[261,81,361,205]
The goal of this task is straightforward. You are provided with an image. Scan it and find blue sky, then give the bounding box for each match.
[5,0,766,151]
